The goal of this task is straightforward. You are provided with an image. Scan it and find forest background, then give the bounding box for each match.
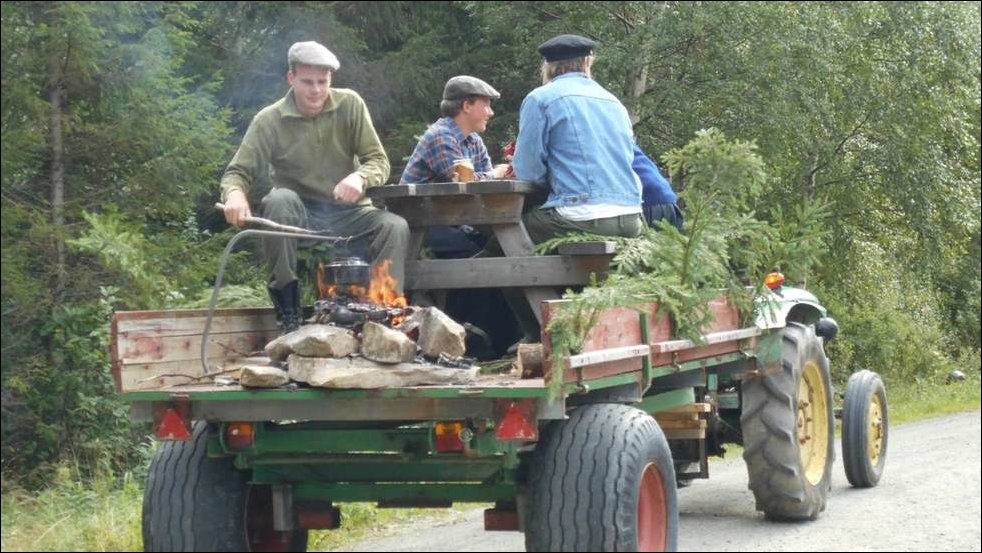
[1,1,979,498]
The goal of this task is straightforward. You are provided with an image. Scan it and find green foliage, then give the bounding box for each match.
[543,129,831,394]
[69,210,173,307]
[818,238,963,385]
[871,346,981,424]
[1,289,145,487]
[1,1,979,487]
[69,210,266,309]
[1,467,147,552]
[1,1,240,486]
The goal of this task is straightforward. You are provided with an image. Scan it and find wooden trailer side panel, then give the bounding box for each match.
[540,296,750,386]
[111,308,278,392]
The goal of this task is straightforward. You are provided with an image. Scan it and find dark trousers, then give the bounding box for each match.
[524,208,644,244]
[643,202,684,231]
[260,188,410,294]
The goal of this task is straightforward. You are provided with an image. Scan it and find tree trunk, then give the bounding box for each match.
[48,55,66,300]
[625,63,649,125]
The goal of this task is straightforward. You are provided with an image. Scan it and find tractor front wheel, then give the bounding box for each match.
[842,369,889,488]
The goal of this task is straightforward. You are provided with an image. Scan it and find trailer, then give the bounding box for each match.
[114,266,889,553]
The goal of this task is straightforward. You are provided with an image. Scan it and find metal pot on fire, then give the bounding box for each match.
[323,256,371,287]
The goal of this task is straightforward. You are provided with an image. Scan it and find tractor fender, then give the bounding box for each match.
[755,286,828,330]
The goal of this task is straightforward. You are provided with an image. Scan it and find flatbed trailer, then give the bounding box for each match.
[115,284,887,552]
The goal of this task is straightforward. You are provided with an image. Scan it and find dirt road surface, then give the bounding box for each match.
[342,410,981,552]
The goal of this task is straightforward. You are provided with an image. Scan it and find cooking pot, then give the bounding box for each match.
[323,256,371,286]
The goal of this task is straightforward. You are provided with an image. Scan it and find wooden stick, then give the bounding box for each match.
[215,202,319,235]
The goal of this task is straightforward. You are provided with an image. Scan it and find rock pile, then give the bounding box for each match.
[238,307,476,389]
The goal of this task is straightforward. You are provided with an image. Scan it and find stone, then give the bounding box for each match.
[398,307,466,359]
[239,365,289,388]
[265,324,359,362]
[360,321,416,364]
[288,355,477,389]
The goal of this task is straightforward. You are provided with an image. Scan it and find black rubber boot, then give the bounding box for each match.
[269,281,302,335]
[502,289,541,355]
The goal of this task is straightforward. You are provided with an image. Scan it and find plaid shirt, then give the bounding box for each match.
[399,117,493,184]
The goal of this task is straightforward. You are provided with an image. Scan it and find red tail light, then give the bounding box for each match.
[434,421,465,452]
[225,422,255,449]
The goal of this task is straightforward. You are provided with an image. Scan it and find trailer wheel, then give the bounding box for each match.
[740,322,834,520]
[842,370,888,488]
[142,422,308,552]
[526,404,678,552]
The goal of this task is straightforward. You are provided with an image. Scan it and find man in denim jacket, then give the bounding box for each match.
[513,34,644,244]
[502,35,643,352]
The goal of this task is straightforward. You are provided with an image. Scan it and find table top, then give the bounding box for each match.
[366,179,543,199]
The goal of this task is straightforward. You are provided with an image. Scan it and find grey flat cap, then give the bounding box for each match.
[288,41,340,70]
[443,75,500,101]
[538,34,596,62]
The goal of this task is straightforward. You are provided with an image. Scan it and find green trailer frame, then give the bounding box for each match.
[119,287,846,552]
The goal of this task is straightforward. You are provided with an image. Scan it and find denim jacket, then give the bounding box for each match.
[513,73,640,209]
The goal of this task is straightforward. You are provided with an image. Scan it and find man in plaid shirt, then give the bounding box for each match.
[400,75,509,184]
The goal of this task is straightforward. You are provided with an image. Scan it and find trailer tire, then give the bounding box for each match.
[142,422,308,552]
[526,404,678,552]
[842,370,888,488]
[740,322,834,521]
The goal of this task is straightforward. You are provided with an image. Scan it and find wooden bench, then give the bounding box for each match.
[556,240,617,256]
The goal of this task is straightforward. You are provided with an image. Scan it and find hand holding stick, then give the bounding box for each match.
[214,202,320,235]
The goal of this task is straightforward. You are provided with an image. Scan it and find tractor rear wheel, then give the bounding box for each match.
[740,323,835,520]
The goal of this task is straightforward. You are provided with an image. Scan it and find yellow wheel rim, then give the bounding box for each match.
[867,392,885,465]
[797,360,829,485]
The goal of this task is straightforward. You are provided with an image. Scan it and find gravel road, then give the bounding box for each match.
[342,410,981,552]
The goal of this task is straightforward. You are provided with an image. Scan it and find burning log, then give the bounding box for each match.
[314,257,410,330]
[311,299,414,329]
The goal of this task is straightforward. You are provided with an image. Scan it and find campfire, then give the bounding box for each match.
[252,257,475,389]
[313,257,411,329]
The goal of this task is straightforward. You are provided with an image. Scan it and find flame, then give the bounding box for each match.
[316,259,407,324]
[369,259,408,308]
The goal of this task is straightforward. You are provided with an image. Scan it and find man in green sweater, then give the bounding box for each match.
[220,41,408,333]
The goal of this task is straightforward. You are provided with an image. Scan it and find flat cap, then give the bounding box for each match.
[288,41,340,70]
[442,75,501,101]
[538,34,596,62]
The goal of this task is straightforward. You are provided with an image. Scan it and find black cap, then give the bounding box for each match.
[442,75,501,101]
[537,34,596,62]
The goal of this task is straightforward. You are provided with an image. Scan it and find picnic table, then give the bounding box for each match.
[367,180,615,322]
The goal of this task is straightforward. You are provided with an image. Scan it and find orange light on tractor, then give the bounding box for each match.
[225,422,255,450]
[434,421,465,452]
[764,272,785,290]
